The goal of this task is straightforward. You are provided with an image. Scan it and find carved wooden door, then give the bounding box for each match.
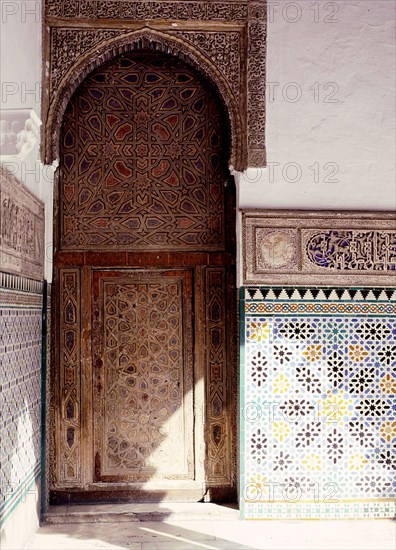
[92,270,194,483]
[52,51,236,503]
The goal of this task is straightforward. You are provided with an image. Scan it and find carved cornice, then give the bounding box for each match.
[242,210,396,287]
[43,0,266,170]
[0,271,44,294]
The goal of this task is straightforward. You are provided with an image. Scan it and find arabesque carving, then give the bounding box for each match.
[43,0,267,170]
[45,1,249,21]
[305,230,396,271]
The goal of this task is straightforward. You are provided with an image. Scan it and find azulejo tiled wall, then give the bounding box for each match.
[240,287,396,519]
[0,167,46,546]
[0,276,44,529]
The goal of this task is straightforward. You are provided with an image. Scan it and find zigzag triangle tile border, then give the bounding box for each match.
[245,287,396,302]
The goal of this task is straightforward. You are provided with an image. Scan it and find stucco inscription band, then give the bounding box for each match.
[305,230,396,271]
[43,0,267,170]
[243,211,396,286]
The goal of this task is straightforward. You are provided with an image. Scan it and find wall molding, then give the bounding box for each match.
[242,210,396,287]
[244,286,396,302]
[0,272,44,294]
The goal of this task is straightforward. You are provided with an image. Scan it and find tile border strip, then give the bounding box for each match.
[0,272,44,295]
[244,287,396,302]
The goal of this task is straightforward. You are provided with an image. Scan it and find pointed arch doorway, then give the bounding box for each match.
[51,50,237,503]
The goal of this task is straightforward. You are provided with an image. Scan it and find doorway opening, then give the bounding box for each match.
[51,50,237,503]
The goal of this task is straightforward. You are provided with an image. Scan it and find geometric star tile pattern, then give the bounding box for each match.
[0,288,43,520]
[241,287,396,519]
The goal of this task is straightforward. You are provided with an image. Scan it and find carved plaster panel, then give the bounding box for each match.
[174,31,242,98]
[242,210,396,286]
[43,0,266,170]
[45,1,249,22]
[255,228,298,271]
[0,164,44,280]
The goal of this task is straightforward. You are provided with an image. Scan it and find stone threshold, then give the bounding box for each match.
[43,502,239,525]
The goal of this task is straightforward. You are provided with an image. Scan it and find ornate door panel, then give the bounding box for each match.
[92,270,194,482]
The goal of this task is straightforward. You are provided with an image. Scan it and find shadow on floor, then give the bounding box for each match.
[28,503,253,550]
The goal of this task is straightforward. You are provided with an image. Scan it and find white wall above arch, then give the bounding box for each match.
[239,0,396,212]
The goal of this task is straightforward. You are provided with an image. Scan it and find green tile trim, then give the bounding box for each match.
[40,280,48,514]
[0,463,41,527]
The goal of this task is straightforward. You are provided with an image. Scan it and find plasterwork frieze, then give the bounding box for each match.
[0,164,44,280]
[243,210,396,286]
[45,1,249,21]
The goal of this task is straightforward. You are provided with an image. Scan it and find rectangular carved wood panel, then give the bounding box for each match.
[57,268,82,485]
[93,270,194,481]
[205,267,232,483]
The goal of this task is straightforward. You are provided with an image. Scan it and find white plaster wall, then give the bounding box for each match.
[0,0,42,114]
[239,0,396,212]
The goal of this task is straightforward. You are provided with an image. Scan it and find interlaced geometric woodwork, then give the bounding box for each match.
[93,271,194,481]
[60,52,228,251]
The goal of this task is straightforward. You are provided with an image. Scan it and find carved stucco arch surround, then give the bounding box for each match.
[44,28,245,170]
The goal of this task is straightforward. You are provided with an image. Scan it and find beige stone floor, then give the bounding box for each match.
[26,504,396,550]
